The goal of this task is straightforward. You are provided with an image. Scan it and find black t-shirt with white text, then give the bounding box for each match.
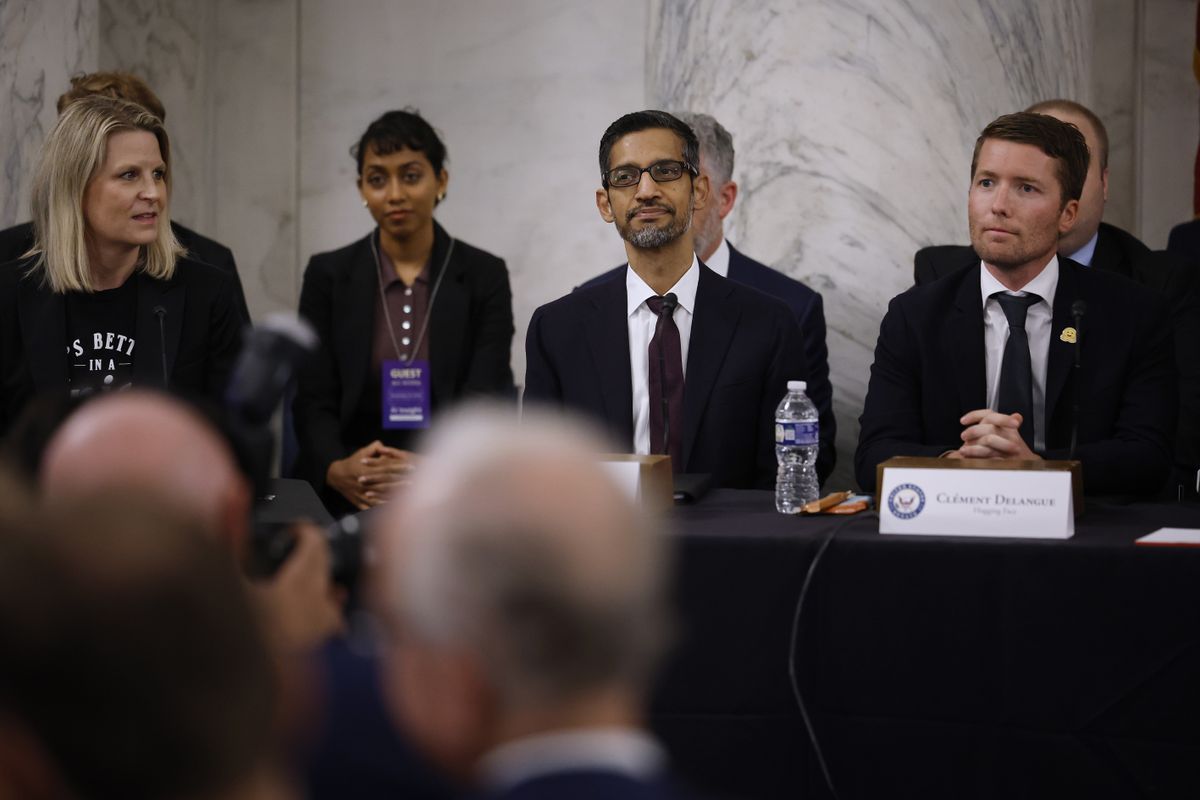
[65,281,137,398]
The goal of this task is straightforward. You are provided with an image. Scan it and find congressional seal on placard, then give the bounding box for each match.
[887,483,926,520]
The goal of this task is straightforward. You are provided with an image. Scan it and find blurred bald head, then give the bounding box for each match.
[377,405,671,774]
[40,392,250,543]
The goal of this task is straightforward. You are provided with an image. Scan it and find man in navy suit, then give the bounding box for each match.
[857,112,1176,495]
[374,406,700,799]
[526,111,819,489]
[914,100,1198,496]
[578,112,835,482]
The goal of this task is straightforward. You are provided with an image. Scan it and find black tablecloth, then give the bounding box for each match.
[651,490,1200,799]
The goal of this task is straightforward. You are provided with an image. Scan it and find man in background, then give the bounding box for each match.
[580,112,835,480]
[375,405,698,798]
[0,70,250,322]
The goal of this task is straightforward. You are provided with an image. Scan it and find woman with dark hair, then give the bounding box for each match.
[294,109,514,512]
[0,95,243,437]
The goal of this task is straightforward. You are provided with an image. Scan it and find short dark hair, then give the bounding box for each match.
[970,111,1089,205]
[598,110,700,186]
[1026,98,1109,170]
[351,108,448,176]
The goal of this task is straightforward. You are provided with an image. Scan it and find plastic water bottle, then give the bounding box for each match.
[775,380,820,514]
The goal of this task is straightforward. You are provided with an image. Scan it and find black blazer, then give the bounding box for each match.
[855,258,1177,495]
[0,256,245,435]
[913,222,1200,478]
[525,264,810,490]
[293,223,514,492]
[578,243,836,480]
[0,219,251,323]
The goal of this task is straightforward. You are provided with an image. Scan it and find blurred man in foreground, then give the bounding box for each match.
[40,390,342,651]
[375,405,701,798]
[0,495,285,799]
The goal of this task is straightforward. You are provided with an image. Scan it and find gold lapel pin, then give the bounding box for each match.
[1060,327,1077,344]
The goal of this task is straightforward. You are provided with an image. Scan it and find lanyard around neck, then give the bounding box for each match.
[370,229,455,366]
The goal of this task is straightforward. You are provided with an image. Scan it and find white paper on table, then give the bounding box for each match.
[599,460,641,503]
[1136,528,1200,546]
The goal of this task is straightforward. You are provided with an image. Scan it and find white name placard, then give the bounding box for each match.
[600,460,642,502]
[879,467,1074,539]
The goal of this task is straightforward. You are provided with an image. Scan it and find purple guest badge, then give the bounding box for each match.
[381,359,430,429]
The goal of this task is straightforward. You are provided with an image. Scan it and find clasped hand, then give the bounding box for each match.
[327,440,417,510]
[945,409,1041,461]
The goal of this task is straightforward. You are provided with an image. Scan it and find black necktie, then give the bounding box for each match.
[993,292,1041,447]
[645,295,684,471]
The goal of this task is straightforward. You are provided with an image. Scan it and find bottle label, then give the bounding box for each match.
[775,421,819,446]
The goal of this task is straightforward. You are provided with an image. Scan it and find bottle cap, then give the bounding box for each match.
[787,380,807,391]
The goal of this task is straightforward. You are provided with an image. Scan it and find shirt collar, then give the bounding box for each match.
[478,727,665,791]
[625,254,700,317]
[1063,230,1099,267]
[375,230,431,288]
[703,238,731,278]
[979,255,1059,309]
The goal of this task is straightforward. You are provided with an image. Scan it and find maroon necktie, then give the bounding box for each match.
[645,294,684,471]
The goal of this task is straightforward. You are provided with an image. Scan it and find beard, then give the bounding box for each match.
[617,198,694,249]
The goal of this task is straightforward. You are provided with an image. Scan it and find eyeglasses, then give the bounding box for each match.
[604,159,697,188]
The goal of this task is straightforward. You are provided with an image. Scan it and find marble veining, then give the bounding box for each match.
[649,0,1091,488]
[99,0,211,232]
[0,0,98,228]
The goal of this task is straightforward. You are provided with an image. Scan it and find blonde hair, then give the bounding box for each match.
[28,95,182,293]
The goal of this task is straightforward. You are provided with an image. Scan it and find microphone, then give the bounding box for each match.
[653,293,679,457]
[1068,300,1086,460]
[153,305,169,388]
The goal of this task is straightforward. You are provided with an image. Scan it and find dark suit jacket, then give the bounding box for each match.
[1168,218,1200,269]
[0,256,244,436]
[913,222,1200,481]
[856,258,1176,495]
[0,219,251,323]
[577,243,836,480]
[525,264,812,489]
[479,769,701,800]
[293,223,514,497]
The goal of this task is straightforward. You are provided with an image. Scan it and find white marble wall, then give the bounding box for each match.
[1138,0,1200,246]
[297,0,647,384]
[99,0,212,233]
[0,0,98,228]
[97,0,299,319]
[648,0,1093,488]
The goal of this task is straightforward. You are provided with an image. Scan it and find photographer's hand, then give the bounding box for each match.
[251,523,344,653]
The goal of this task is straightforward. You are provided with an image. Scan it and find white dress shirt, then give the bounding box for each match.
[980,257,1059,452]
[479,727,666,792]
[703,237,731,277]
[627,256,699,455]
[1064,230,1099,267]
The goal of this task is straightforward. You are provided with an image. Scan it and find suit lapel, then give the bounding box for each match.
[583,276,634,445]
[949,265,987,412]
[725,242,747,281]
[427,223,466,406]
[18,277,69,393]
[682,265,738,469]
[1044,260,1079,427]
[1088,224,1126,277]
[337,234,378,422]
[132,271,185,388]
